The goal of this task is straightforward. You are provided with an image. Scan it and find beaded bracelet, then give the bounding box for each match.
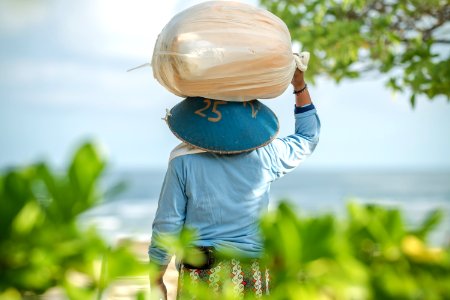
[293,83,308,95]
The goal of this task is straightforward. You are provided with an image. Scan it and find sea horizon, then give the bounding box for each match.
[78,168,450,247]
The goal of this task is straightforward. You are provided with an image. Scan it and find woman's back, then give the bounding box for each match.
[174,151,272,257]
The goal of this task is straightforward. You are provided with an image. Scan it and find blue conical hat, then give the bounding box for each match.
[166,97,279,154]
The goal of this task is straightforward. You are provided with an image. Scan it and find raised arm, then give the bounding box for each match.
[292,69,312,107]
[259,69,321,180]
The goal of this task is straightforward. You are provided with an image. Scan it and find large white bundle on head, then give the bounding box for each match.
[151,1,296,102]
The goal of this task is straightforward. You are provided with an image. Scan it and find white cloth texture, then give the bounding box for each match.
[294,52,310,72]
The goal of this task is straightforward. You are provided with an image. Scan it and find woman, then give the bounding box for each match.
[149,68,320,299]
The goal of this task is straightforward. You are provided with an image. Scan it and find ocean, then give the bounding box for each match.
[80,169,450,246]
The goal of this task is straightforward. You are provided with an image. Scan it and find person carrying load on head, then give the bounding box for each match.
[149,67,319,299]
[146,2,321,299]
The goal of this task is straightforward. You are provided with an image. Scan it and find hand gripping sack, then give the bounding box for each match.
[151,1,296,102]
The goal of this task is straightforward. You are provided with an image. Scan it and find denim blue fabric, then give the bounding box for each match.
[149,105,320,265]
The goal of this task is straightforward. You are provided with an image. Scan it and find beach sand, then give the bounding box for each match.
[108,240,179,300]
[103,259,178,300]
[41,241,179,300]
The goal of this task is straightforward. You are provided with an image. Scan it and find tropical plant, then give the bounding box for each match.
[260,202,449,299]
[0,143,147,300]
[151,200,449,299]
[2,143,448,299]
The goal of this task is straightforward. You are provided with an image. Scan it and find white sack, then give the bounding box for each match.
[151,1,296,101]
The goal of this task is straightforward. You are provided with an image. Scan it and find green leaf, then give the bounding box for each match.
[11,200,43,235]
[67,142,106,215]
[410,94,416,108]
[414,209,444,240]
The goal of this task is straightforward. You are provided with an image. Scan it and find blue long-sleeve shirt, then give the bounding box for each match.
[149,105,320,265]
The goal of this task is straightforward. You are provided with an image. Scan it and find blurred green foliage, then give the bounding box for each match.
[261,202,450,299]
[165,202,449,299]
[260,0,450,106]
[1,143,449,299]
[0,143,147,299]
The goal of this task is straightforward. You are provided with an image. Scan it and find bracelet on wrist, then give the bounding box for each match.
[293,83,308,95]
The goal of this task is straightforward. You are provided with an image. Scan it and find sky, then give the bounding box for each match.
[1,0,449,172]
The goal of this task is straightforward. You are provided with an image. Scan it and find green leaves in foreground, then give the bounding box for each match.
[260,202,450,300]
[1,142,449,299]
[0,143,147,300]
[152,201,449,299]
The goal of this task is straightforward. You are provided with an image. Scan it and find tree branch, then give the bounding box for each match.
[434,39,450,44]
[422,6,450,40]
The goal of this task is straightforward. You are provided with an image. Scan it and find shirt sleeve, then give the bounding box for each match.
[148,157,187,266]
[259,104,321,180]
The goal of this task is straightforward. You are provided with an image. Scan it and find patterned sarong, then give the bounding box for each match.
[177,258,270,299]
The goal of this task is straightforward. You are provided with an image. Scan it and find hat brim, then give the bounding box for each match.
[167,97,279,154]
